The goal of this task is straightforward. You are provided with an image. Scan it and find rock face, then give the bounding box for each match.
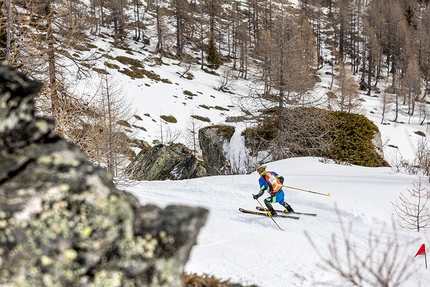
[125,126,236,180]
[371,130,384,159]
[0,64,208,287]
[198,126,233,176]
[127,143,207,180]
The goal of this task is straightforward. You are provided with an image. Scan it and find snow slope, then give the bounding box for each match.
[84,26,430,286]
[124,157,430,287]
[78,4,430,286]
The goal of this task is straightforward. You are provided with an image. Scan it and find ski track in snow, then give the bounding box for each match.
[126,157,430,287]
[59,4,430,284]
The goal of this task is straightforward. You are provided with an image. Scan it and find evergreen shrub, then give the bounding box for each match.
[242,108,388,167]
[328,111,389,167]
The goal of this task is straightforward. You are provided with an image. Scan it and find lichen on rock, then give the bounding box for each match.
[0,63,208,287]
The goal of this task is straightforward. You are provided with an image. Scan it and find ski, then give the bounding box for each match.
[239,208,300,220]
[256,206,317,217]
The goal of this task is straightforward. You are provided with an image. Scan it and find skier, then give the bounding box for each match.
[252,164,294,217]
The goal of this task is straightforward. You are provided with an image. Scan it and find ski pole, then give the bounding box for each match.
[255,198,285,232]
[283,185,330,197]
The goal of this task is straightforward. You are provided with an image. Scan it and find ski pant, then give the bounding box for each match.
[264,190,290,211]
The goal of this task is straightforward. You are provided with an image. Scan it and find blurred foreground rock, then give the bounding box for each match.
[0,64,208,287]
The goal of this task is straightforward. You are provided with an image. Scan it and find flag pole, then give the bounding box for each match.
[414,243,427,269]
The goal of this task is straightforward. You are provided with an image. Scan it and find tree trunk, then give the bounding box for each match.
[45,0,59,117]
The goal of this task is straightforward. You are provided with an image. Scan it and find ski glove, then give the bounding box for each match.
[252,194,259,200]
[279,176,284,183]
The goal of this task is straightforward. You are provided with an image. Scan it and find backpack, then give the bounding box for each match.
[264,172,282,194]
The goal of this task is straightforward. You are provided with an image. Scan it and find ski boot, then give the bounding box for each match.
[283,202,295,213]
[268,209,277,217]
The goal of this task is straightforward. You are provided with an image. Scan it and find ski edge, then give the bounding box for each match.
[239,208,300,220]
[256,206,317,217]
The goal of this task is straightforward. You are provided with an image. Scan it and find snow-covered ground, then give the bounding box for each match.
[71,5,430,285]
[124,157,430,287]
[104,32,430,287]
[80,30,429,168]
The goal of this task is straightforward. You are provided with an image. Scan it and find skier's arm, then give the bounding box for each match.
[273,171,284,183]
[252,179,267,199]
[256,185,265,197]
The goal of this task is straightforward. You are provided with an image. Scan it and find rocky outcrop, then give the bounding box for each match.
[199,125,234,176]
[0,64,208,287]
[127,143,207,180]
[126,125,237,180]
[371,130,384,159]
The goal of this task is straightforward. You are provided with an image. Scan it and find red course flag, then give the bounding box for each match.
[414,243,427,269]
[415,244,426,258]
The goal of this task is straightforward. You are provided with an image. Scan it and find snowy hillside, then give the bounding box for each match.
[86,18,430,286]
[80,33,428,171]
[107,36,430,285]
[71,2,430,286]
[69,15,430,287]
[124,157,430,287]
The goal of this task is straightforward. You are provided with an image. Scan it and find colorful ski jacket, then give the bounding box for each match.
[257,171,283,196]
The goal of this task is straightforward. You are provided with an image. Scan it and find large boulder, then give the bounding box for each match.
[198,125,234,176]
[371,130,384,159]
[0,64,208,287]
[127,143,207,180]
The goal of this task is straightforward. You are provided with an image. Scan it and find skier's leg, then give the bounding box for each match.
[264,196,277,215]
[277,190,294,213]
[282,202,295,213]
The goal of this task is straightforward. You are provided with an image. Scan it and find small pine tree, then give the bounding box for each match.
[206,34,221,70]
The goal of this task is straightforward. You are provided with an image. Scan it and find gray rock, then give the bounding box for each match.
[371,130,384,159]
[127,143,207,180]
[0,63,209,287]
[199,125,234,176]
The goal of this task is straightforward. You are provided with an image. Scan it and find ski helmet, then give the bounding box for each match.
[256,164,266,176]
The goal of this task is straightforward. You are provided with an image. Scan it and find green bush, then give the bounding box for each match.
[206,35,222,70]
[119,67,144,79]
[242,119,278,151]
[215,105,229,111]
[87,43,98,49]
[117,120,131,128]
[199,104,210,110]
[184,90,197,97]
[328,111,389,167]
[160,115,177,123]
[184,272,258,287]
[242,108,388,167]
[191,115,211,122]
[104,62,120,70]
[115,55,143,67]
[205,125,235,141]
